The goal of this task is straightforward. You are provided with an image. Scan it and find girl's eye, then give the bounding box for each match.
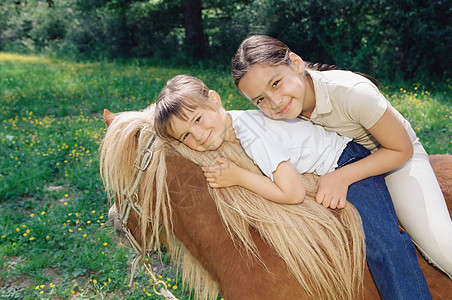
[195,116,201,123]
[182,132,190,141]
[256,97,264,105]
[272,80,280,88]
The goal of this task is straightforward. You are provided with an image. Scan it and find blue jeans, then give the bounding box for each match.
[338,142,431,300]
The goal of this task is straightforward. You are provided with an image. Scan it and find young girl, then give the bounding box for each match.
[231,34,452,280]
[153,75,431,299]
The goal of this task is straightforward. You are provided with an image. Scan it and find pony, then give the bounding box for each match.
[101,107,452,300]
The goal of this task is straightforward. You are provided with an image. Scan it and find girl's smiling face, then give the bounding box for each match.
[168,90,232,152]
[237,53,314,119]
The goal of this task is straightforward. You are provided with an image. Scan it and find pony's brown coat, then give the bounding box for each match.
[104,109,452,299]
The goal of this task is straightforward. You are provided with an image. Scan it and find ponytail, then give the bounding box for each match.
[304,61,379,88]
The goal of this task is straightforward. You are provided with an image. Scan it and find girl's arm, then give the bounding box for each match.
[316,107,413,208]
[341,107,413,178]
[202,157,305,204]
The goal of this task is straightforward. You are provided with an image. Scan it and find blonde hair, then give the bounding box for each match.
[154,75,219,141]
[100,105,366,300]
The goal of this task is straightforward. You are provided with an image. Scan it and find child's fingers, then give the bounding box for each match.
[337,200,347,209]
[202,165,221,173]
[203,171,218,180]
[215,156,227,163]
[203,166,219,174]
[207,181,219,188]
[202,165,220,171]
[337,198,347,209]
[329,197,339,209]
[204,169,221,176]
[322,197,332,208]
[315,192,323,204]
[205,175,215,182]
[316,192,332,208]
[328,195,347,209]
[317,191,333,208]
[215,157,232,167]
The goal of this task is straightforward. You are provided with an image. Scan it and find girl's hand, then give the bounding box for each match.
[201,157,240,188]
[316,170,350,209]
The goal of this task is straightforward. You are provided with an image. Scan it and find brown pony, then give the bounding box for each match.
[102,109,451,300]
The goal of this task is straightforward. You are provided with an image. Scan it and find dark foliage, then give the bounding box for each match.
[0,0,450,80]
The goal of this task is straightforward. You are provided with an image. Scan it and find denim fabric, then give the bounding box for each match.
[338,142,431,300]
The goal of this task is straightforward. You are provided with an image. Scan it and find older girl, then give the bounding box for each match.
[231,34,452,280]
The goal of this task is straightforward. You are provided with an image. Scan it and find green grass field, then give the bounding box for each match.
[0,53,450,299]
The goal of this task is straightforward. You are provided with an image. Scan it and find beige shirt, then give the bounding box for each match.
[303,69,418,153]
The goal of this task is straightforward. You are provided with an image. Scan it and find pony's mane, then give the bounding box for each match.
[100,106,366,300]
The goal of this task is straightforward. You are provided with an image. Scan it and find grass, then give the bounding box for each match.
[0,52,450,300]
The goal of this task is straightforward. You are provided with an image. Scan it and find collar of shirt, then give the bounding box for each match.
[305,69,332,120]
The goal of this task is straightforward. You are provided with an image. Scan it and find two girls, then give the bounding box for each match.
[153,74,431,299]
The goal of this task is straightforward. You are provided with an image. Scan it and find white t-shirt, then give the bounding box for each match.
[304,69,419,153]
[228,110,351,180]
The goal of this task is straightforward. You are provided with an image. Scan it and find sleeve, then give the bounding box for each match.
[345,82,388,129]
[234,113,290,181]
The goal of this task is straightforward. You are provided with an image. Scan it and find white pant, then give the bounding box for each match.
[385,141,452,279]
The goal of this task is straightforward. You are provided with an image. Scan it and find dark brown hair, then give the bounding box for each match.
[232,35,378,88]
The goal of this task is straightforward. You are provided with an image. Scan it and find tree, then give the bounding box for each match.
[182,0,208,57]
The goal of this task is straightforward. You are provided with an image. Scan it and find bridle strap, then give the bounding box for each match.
[114,133,179,299]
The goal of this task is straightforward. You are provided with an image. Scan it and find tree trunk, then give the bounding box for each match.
[181,0,208,58]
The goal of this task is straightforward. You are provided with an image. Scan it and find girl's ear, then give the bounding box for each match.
[289,52,305,74]
[208,90,222,108]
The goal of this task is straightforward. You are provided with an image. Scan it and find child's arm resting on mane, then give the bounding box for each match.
[202,157,305,205]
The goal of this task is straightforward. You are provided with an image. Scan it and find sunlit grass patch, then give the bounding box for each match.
[381,83,452,154]
[0,52,55,64]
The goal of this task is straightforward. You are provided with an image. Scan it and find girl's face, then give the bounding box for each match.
[168,91,230,152]
[237,53,313,120]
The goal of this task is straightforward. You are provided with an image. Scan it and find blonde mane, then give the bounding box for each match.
[100,105,366,300]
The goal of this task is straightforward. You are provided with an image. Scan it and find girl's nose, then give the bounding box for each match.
[192,126,204,141]
[270,96,283,110]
